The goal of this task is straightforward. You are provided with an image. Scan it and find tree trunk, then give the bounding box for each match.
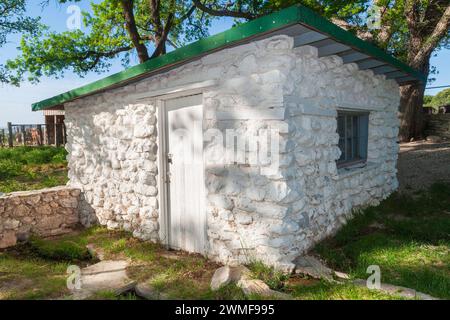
[398,46,431,142]
[120,0,149,63]
[399,82,426,141]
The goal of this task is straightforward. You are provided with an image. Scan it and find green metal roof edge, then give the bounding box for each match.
[294,6,426,83]
[32,5,425,111]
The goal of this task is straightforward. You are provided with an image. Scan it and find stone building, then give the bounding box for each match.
[32,6,425,269]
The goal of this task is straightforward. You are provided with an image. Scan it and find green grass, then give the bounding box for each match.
[313,182,450,299]
[286,279,405,300]
[0,227,247,300]
[28,237,92,262]
[1,183,448,300]
[0,249,70,299]
[0,146,68,193]
[247,261,289,291]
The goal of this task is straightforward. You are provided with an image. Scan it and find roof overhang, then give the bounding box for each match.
[32,5,426,111]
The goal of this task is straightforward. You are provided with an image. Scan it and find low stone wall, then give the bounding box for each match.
[425,114,450,139]
[0,186,82,249]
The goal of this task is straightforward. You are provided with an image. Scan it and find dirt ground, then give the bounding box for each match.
[398,140,450,193]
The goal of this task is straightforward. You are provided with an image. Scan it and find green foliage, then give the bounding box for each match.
[5,1,449,85]
[28,237,92,262]
[0,147,68,193]
[0,146,67,165]
[427,88,450,108]
[0,159,22,179]
[423,94,434,107]
[6,0,211,84]
[0,0,42,84]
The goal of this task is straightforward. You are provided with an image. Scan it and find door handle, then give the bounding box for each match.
[167,153,173,164]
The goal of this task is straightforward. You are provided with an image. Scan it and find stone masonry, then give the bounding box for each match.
[64,34,400,270]
[0,186,81,248]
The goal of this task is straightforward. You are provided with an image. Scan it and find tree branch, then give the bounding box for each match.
[331,18,373,42]
[192,0,258,20]
[151,12,174,58]
[412,4,450,68]
[120,0,149,63]
[76,46,132,71]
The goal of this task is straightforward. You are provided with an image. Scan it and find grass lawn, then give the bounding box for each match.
[0,226,408,300]
[0,146,68,193]
[0,227,246,300]
[313,182,450,299]
[0,183,448,300]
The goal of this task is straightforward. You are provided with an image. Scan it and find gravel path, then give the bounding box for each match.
[397,140,450,193]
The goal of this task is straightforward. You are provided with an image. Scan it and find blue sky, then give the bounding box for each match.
[0,1,448,125]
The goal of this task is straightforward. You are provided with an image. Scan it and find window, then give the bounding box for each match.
[336,111,369,168]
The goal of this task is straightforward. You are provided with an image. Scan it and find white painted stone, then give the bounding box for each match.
[64,34,399,270]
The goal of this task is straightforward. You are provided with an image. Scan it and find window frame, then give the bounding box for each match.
[336,110,369,169]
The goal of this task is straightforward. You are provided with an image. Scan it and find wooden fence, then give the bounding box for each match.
[424,114,450,139]
[1,122,66,147]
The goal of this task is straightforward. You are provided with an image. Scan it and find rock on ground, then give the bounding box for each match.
[426,135,442,143]
[237,279,291,299]
[71,260,136,299]
[210,265,251,291]
[293,255,334,280]
[210,265,292,299]
[353,279,439,300]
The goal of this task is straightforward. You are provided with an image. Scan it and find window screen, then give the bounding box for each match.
[337,111,369,167]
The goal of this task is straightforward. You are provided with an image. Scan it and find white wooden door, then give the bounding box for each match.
[165,95,206,253]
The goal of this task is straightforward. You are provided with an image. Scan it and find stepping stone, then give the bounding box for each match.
[210,265,251,291]
[368,222,385,229]
[237,279,291,299]
[334,271,350,280]
[71,260,136,299]
[353,279,439,300]
[211,266,232,291]
[210,265,291,299]
[293,255,334,280]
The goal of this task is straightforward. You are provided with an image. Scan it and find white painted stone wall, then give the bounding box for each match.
[274,44,400,267]
[64,34,399,270]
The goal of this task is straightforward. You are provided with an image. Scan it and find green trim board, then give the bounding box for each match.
[32,5,426,111]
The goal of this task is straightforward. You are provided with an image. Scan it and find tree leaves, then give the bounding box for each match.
[0,0,41,85]
[3,0,449,86]
[6,0,213,83]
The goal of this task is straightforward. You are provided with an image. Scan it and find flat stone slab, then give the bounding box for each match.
[293,255,334,280]
[237,279,291,300]
[353,279,439,300]
[334,270,350,280]
[210,265,251,291]
[71,260,136,299]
